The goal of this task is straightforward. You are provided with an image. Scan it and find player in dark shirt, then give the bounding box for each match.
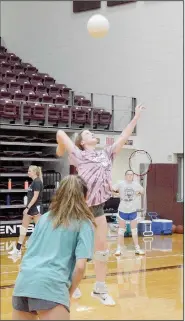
[9,165,43,258]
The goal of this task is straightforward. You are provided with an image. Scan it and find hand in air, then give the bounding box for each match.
[135,104,145,118]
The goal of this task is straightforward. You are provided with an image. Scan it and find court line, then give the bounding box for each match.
[0,264,183,290]
[1,253,183,274]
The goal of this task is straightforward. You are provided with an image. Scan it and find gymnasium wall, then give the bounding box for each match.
[1,1,183,221]
[1,0,183,163]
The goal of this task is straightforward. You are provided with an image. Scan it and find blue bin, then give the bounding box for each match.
[138,220,153,236]
[151,219,173,235]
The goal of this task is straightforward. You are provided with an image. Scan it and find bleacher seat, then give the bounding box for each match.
[4,71,16,82]
[12,63,25,75]
[0,46,7,53]
[0,62,11,74]
[0,80,6,90]
[35,84,47,97]
[55,96,68,105]
[48,84,60,98]
[27,92,39,102]
[32,104,45,121]
[74,95,91,107]
[30,74,43,86]
[13,91,26,102]
[85,107,99,127]
[73,107,86,125]
[7,54,21,66]
[8,81,21,94]
[17,72,29,84]
[0,45,112,128]
[41,94,53,104]
[3,102,18,120]
[43,76,55,86]
[25,66,37,76]
[0,89,11,99]
[22,83,35,95]
[0,53,7,63]
[48,105,60,123]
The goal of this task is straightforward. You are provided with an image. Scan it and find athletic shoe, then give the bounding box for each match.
[135,247,145,255]
[115,246,125,256]
[91,291,116,306]
[8,246,21,257]
[115,248,122,256]
[92,283,115,306]
[72,288,82,299]
[8,254,21,263]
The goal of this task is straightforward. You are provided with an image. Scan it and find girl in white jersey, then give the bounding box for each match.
[56,104,145,305]
[113,170,145,256]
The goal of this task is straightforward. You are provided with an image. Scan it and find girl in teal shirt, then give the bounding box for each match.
[12,175,95,320]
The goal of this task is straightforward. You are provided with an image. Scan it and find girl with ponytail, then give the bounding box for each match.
[9,165,43,257]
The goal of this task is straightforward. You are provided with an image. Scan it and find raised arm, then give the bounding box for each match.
[113,104,145,155]
[56,130,75,156]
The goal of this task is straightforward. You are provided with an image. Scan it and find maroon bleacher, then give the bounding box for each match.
[0,46,112,128]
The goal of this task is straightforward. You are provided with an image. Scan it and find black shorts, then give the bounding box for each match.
[12,296,69,313]
[90,203,105,218]
[27,205,43,216]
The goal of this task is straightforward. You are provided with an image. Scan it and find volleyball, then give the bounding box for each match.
[87,14,109,38]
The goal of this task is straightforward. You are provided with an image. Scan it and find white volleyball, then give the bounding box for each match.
[87,14,109,38]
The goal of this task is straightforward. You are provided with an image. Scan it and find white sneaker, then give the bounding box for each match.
[115,246,126,256]
[115,248,122,256]
[72,288,82,299]
[8,247,21,257]
[91,291,115,306]
[135,247,145,255]
[8,255,21,263]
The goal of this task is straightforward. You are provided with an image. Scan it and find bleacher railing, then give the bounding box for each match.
[0,91,137,133]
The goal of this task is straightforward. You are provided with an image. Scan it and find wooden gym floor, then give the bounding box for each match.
[0,234,183,320]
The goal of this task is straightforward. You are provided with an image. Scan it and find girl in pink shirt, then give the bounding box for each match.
[56,104,144,305]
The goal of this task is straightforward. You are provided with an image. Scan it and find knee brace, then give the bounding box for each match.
[131,228,138,236]
[19,225,27,236]
[94,249,109,262]
[118,228,126,237]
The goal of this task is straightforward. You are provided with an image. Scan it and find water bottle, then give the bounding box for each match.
[24,181,29,189]
[6,194,11,205]
[24,195,28,205]
[8,179,12,190]
[55,181,60,189]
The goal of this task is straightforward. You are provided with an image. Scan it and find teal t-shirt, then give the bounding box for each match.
[13,212,94,309]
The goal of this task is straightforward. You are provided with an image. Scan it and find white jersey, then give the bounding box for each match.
[113,180,144,213]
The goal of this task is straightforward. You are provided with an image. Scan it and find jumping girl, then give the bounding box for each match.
[56,104,145,305]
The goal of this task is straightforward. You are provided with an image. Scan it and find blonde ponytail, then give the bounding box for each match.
[37,166,43,182]
[29,165,43,182]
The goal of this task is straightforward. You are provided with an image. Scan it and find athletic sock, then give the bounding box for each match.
[16,243,22,251]
[94,282,107,293]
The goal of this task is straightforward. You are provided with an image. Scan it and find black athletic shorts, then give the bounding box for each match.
[90,203,105,218]
[12,296,69,313]
[27,205,43,216]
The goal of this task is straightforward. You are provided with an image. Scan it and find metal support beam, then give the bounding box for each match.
[90,93,94,129]
[111,95,114,131]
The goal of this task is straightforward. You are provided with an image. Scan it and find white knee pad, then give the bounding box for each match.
[19,225,27,236]
[131,228,138,236]
[118,228,126,237]
[94,249,109,262]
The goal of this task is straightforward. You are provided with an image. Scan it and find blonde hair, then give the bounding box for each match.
[75,130,84,151]
[29,165,43,182]
[49,175,96,229]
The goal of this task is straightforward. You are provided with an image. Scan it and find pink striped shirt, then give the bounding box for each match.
[69,145,116,207]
